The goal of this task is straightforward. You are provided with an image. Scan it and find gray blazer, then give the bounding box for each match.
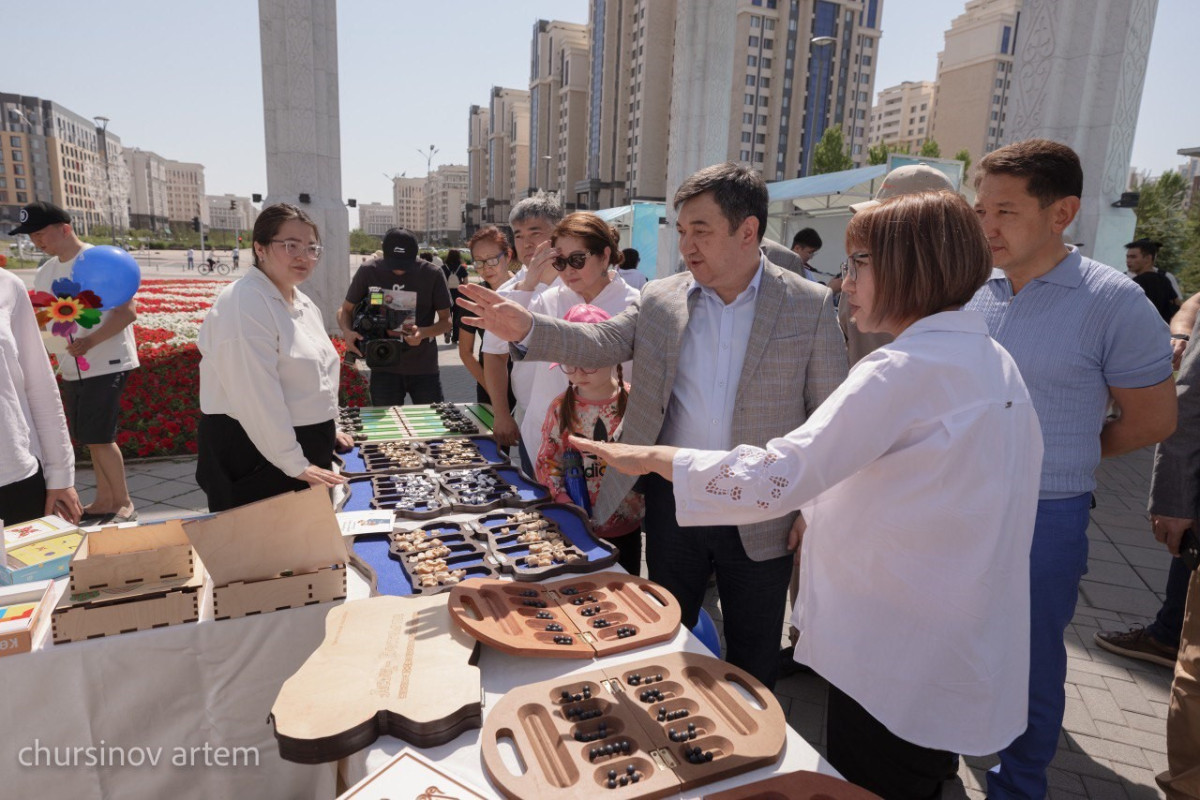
[1149,318,1200,518]
[516,259,848,560]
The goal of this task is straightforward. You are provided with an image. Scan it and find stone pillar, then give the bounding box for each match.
[660,0,739,276]
[1003,0,1158,270]
[259,0,348,331]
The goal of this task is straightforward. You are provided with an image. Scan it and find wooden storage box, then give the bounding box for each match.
[68,520,194,593]
[184,487,349,621]
[52,574,204,644]
[0,580,54,657]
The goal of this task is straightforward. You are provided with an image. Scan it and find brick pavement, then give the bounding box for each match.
[75,344,1178,798]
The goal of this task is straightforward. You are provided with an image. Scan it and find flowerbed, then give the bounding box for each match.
[61,277,368,459]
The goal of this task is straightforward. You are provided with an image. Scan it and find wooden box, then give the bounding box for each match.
[68,520,195,593]
[184,487,349,621]
[0,580,54,657]
[52,574,204,644]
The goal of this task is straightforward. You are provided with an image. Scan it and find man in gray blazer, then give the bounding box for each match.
[460,162,847,688]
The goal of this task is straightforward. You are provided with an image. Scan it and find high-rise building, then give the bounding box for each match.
[392,175,425,235]
[487,87,531,225]
[165,160,207,228]
[466,105,490,236]
[929,0,1021,164]
[427,164,469,244]
[0,94,56,229]
[205,194,257,234]
[358,202,397,238]
[124,148,169,232]
[530,19,590,207]
[868,80,936,154]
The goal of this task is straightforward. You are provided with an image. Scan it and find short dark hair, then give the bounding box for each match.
[252,203,319,269]
[621,248,640,270]
[844,190,992,327]
[976,138,1083,207]
[673,162,769,242]
[1125,237,1160,257]
[444,249,462,268]
[791,228,822,250]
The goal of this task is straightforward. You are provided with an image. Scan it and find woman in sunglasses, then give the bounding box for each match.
[507,212,640,465]
[196,203,350,512]
[572,191,1044,798]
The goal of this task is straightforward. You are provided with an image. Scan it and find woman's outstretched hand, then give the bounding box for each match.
[568,436,678,479]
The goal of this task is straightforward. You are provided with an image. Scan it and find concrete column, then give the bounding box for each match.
[1004,0,1158,270]
[259,0,348,331]
[660,0,739,276]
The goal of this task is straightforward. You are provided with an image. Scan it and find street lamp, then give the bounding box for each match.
[417,144,438,245]
[93,116,116,245]
[804,37,837,177]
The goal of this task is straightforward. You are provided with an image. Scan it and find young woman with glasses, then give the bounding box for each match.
[196,203,350,512]
[572,191,1044,798]
[461,227,517,409]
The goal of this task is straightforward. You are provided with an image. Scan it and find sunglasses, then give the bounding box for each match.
[552,251,592,271]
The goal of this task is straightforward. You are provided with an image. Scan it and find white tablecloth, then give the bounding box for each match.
[0,577,342,800]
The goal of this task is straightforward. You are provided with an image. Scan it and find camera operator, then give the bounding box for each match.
[338,228,452,406]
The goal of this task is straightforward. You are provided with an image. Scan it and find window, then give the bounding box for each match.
[745,93,756,105]
[11,150,22,161]
[0,191,6,202]
[760,77,771,88]
[765,19,776,30]
[755,151,765,162]
[996,78,1003,88]
[16,192,26,203]
[14,178,25,189]
[763,38,773,49]
[749,35,759,47]
[747,55,758,66]
[993,95,1001,104]
[740,149,751,160]
[919,115,925,122]
[758,114,768,125]
[989,127,997,137]
[0,178,5,188]
[751,16,761,28]
[763,58,772,68]
[756,133,766,144]
[741,132,752,143]
[13,164,23,175]
[767,0,777,8]
[759,95,769,106]
[746,75,757,86]
[861,55,871,66]
[1001,25,1012,55]
[9,136,19,147]
[743,112,754,124]
[991,111,998,120]
[921,103,927,110]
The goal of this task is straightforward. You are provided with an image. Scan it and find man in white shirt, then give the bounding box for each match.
[15,202,140,524]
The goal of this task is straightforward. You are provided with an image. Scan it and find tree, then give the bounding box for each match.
[349,228,382,255]
[867,142,910,166]
[953,148,972,178]
[811,127,854,175]
[1135,171,1199,290]
[919,139,942,158]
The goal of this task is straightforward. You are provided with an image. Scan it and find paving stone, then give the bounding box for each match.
[1047,765,1088,794]
[1064,732,1150,768]
[1062,696,1101,736]
[1115,544,1173,570]
[1109,762,1166,800]
[1080,775,1131,800]
[1051,749,1120,780]
[1085,560,1152,589]
[1102,676,1158,717]
[1122,711,1167,737]
[1078,685,1129,725]
[1141,749,1168,774]
[1078,581,1166,618]
[1148,701,1170,720]
[163,489,209,512]
[1129,671,1173,705]
[131,479,197,504]
[1088,540,1126,564]
[1092,720,1167,754]
[1131,566,1169,593]
[1050,788,1091,800]
[1069,657,1141,682]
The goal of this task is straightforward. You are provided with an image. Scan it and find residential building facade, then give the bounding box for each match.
[929,0,1021,164]
[428,164,468,244]
[486,87,531,226]
[868,80,936,154]
[466,105,490,236]
[358,202,397,237]
[205,194,257,234]
[124,148,169,232]
[530,19,590,205]
[392,176,426,236]
[165,160,207,227]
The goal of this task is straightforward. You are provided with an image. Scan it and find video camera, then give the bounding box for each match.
[349,287,413,369]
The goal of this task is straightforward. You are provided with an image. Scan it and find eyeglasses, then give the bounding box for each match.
[552,251,592,271]
[839,252,871,282]
[473,252,507,268]
[271,239,324,260]
[557,364,599,375]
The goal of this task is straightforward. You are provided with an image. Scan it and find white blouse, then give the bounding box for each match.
[673,311,1043,755]
[0,269,75,492]
[198,268,339,478]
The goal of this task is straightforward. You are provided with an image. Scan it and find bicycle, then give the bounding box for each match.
[197,258,231,276]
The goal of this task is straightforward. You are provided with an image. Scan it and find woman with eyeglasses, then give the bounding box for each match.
[572,191,1044,799]
[509,212,640,467]
[196,203,350,512]
[460,227,517,408]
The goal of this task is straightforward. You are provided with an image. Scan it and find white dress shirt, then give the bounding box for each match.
[0,269,75,492]
[480,267,561,412]
[672,311,1043,755]
[198,267,339,478]
[658,259,764,450]
[510,274,639,457]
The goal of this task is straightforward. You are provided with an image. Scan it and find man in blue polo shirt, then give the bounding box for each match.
[968,139,1177,799]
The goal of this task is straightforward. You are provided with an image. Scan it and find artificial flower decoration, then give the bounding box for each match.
[28,279,105,371]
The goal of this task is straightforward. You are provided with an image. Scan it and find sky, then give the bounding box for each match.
[5,0,1196,229]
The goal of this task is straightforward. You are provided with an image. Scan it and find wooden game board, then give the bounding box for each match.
[480,652,786,800]
[448,572,680,659]
[702,770,882,800]
[271,593,482,763]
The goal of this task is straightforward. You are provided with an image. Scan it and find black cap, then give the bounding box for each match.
[381,228,418,266]
[1124,237,1160,254]
[10,201,71,235]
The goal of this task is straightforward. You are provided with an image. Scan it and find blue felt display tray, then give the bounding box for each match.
[339,436,507,477]
[471,503,618,581]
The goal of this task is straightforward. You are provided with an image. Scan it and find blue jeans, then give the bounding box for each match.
[367,371,443,407]
[1148,556,1190,648]
[989,493,1091,800]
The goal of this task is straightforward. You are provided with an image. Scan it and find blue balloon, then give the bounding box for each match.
[71,246,141,310]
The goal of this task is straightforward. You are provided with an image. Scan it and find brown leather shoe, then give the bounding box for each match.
[1094,625,1178,668]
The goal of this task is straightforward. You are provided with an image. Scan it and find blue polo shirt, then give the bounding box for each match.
[967,247,1171,498]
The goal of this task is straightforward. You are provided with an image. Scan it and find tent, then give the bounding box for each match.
[593,202,665,280]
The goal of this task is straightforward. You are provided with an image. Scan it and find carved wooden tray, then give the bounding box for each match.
[481,652,785,800]
[388,520,499,594]
[271,593,481,763]
[703,770,882,799]
[470,504,618,581]
[363,467,550,520]
[339,435,507,477]
[448,572,680,659]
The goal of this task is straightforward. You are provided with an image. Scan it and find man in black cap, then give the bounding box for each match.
[12,201,140,524]
[337,228,452,406]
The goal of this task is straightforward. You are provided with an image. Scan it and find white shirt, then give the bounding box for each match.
[658,260,764,450]
[0,269,75,493]
[34,244,140,380]
[198,267,339,478]
[481,266,561,412]
[673,311,1042,755]
[618,268,648,290]
[508,274,639,457]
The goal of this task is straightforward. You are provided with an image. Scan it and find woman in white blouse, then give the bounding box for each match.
[196,204,349,512]
[571,191,1044,798]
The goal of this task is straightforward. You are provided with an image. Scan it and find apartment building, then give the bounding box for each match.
[165,160,207,227]
[465,105,490,236]
[530,19,590,206]
[206,194,257,233]
[392,176,426,236]
[358,202,397,237]
[0,95,55,230]
[124,148,169,232]
[929,0,1021,164]
[868,80,936,153]
[428,164,468,244]
[486,87,531,226]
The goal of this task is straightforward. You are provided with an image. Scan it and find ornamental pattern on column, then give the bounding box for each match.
[1101,0,1156,199]
[1006,0,1055,141]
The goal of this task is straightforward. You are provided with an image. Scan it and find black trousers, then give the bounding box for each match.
[368,371,444,407]
[826,683,960,800]
[642,472,793,689]
[196,414,335,513]
[0,464,48,525]
[607,528,643,577]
